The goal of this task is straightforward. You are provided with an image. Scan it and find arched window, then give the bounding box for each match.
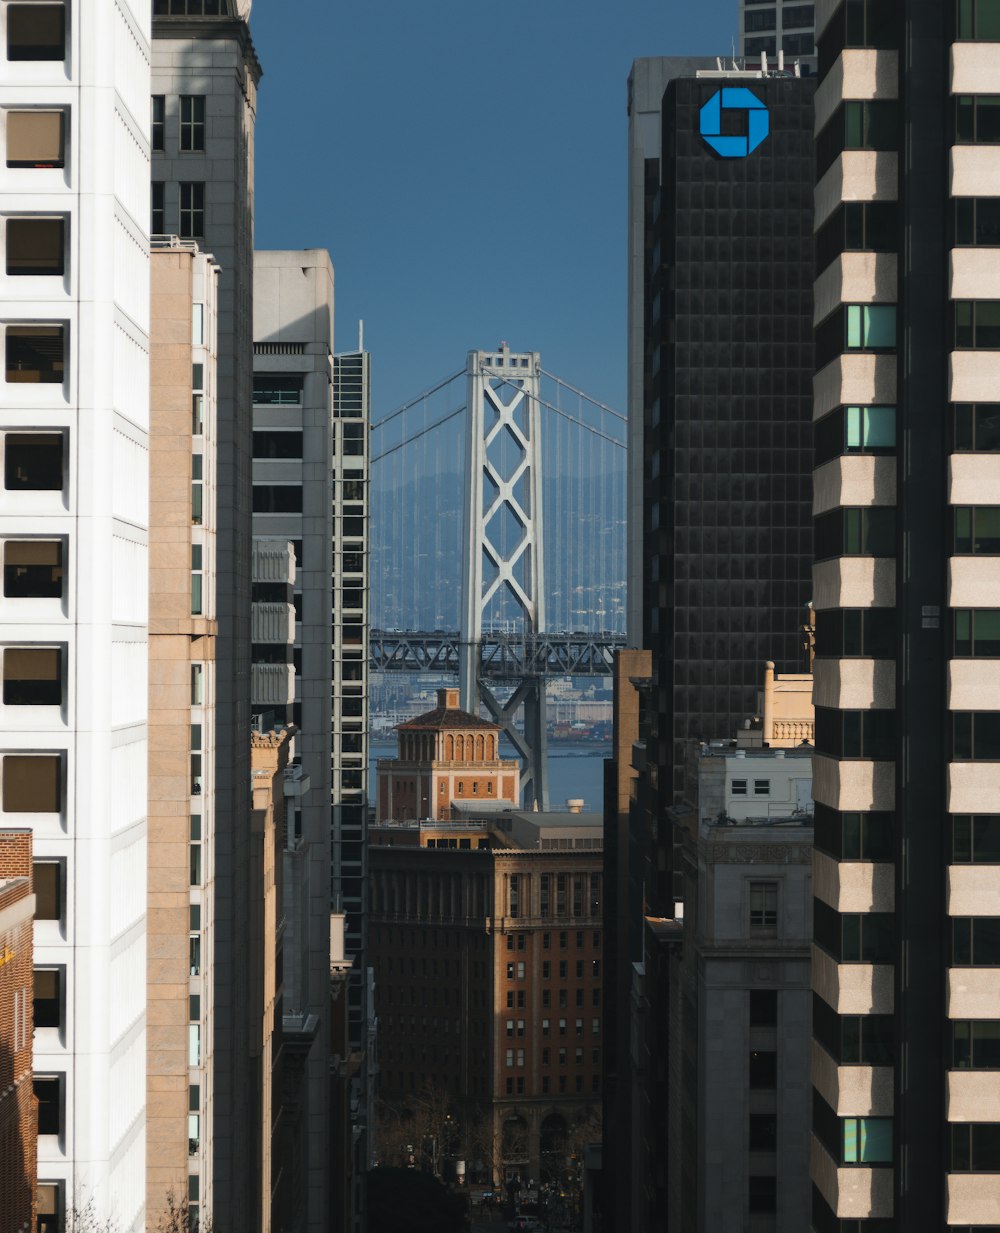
[475,734,484,761]
[445,734,454,760]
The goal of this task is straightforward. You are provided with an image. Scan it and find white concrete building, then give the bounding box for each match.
[0,0,151,1227]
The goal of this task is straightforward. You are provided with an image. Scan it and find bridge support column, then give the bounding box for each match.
[460,345,548,809]
[478,678,549,811]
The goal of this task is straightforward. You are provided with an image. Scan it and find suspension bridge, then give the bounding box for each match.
[369,343,627,807]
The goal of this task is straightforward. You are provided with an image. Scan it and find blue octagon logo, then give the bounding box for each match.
[699,87,769,158]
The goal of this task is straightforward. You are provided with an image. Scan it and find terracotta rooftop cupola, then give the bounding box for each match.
[438,687,460,710]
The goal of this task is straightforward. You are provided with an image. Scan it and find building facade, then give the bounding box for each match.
[0,0,151,1224]
[809,3,1000,1228]
[249,727,291,1233]
[640,62,816,810]
[147,240,220,1229]
[370,813,604,1187]
[151,5,261,1226]
[330,346,370,970]
[739,0,817,68]
[662,752,813,1233]
[0,829,35,1233]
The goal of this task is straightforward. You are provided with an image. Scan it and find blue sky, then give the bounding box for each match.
[251,0,739,417]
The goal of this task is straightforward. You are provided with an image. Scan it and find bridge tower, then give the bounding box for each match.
[460,344,549,808]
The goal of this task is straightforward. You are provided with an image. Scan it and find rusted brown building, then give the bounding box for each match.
[0,829,35,1233]
[370,802,604,1186]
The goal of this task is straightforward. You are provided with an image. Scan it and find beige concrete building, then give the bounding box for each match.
[250,728,291,1233]
[147,241,220,1227]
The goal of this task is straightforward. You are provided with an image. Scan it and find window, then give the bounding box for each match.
[815,405,896,464]
[955,198,1000,249]
[749,1114,777,1151]
[731,778,747,796]
[954,403,1000,453]
[179,182,205,238]
[814,706,896,760]
[956,95,1000,143]
[253,485,303,514]
[6,110,64,168]
[151,181,165,234]
[753,778,770,797]
[749,882,778,929]
[815,608,895,659]
[7,4,65,61]
[815,507,896,559]
[844,1117,893,1163]
[958,0,1000,38]
[749,990,777,1026]
[813,995,894,1064]
[180,96,205,151]
[252,373,304,405]
[954,712,1000,759]
[955,507,1000,554]
[36,1181,62,1233]
[190,453,203,524]
[558,959,567,979]
[192,362,205,434]
[559,1018,566,1036]
[252,430,303,459]
[953,815,1000,863]
[191,544,203,615]
[6,324,64,383]
[542,1018,550,1035]
[953,917,1000,964]
[745,8,776,31]
[817,100,898,176]
[783,3,815,28]
[34,1075,62,1135]
[505,1049,514,1068]
[951,1123,1000,1171]
[954,610,1000,657]
[749,1050,777,1089]
[814,804,894,861]
[816,201,898,274]
[4,432,62,490]
[32,859,60,920]
[3,753,60,811]
[814,900,894,962]
[847,304,896,349]
[954,1020,1000,1069]
[4,647,61,704]
[151,96,165,151]
[33,966,61,1028]
[955,301,1000,348]
[744,35,776,55]
[190,814,201,885]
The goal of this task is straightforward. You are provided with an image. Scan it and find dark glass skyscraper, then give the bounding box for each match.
[645,69,817,809]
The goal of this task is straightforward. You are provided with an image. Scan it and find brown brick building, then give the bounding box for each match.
[0,829,35,1233]
[370,806,604,1186]
[376,688,519,822]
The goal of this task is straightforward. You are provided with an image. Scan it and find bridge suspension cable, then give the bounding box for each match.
[370,403,466,465]
[539,368,627,422]
[370,368,465,431]
[488,373,626,449]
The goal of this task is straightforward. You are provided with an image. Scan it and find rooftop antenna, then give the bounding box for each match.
[778,48,785,72]
[358,319,363,353]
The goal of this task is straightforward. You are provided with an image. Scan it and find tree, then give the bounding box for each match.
[367,1167,466,1233]
[149,1190,215,1233]
[374,1081,456,1174]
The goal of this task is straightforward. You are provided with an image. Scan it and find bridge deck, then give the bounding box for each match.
[369,630,626,678]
